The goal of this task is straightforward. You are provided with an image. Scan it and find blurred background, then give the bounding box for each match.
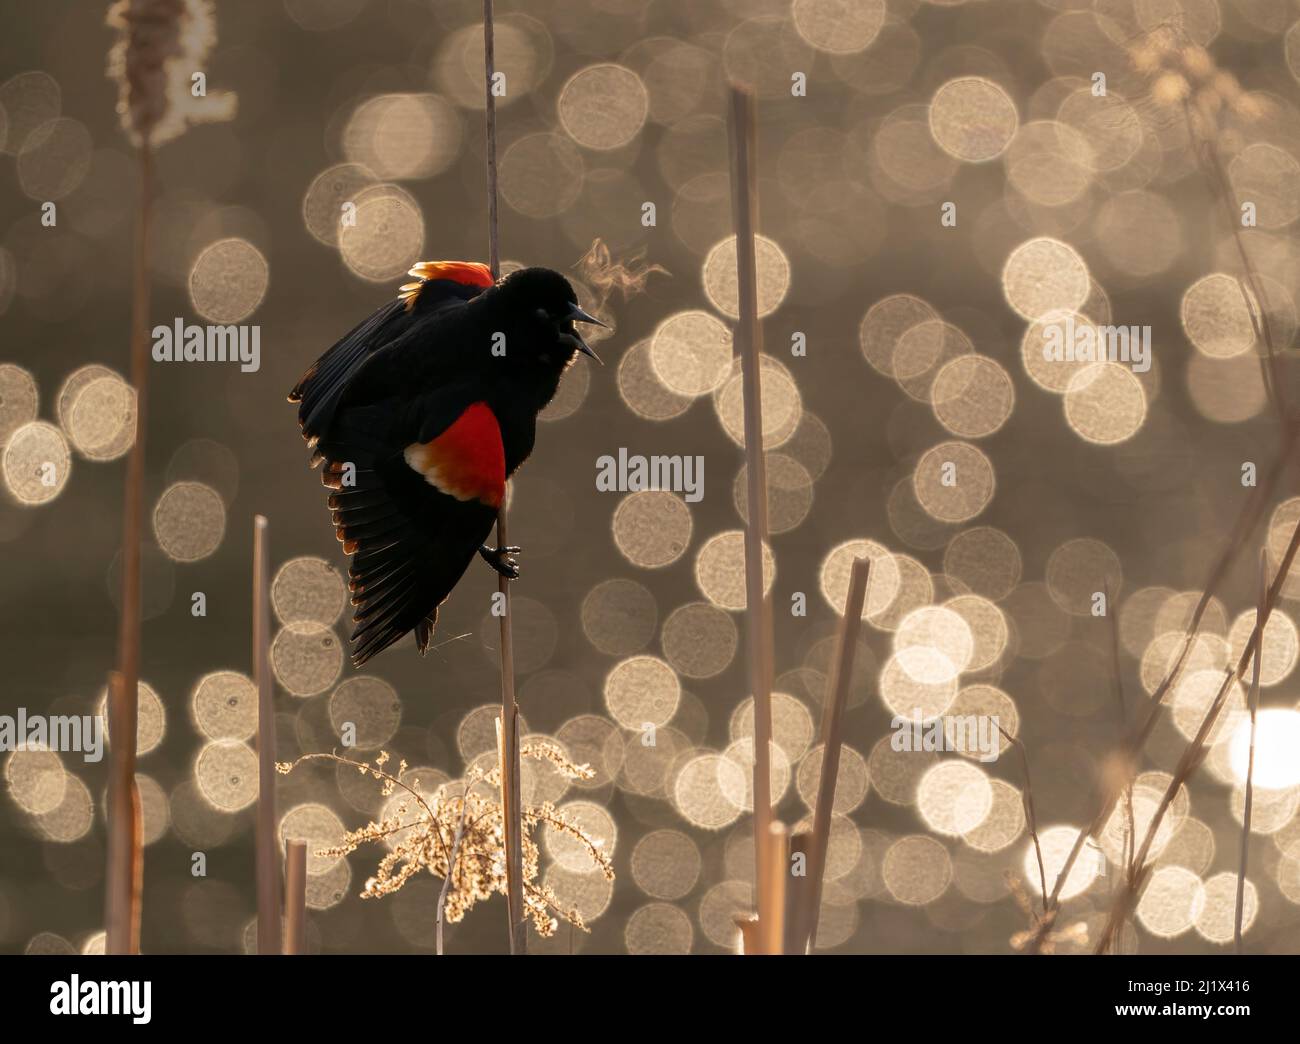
[4,0,1300,954]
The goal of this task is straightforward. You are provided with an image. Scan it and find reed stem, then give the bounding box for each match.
[1234,551,1266,953]
[759,822,787,956]
[106,144,153,956]
[284,841,306,955]
[253,515,282,956]
[483,0,525,955]
[795,556,869,953]
[436,785,471,956]
[727,84,777,952]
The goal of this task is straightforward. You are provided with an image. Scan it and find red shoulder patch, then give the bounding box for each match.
[398,261,494,310]
[403,402,505,507]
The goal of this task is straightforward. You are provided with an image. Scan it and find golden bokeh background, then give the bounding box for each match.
[4,0,1300,956]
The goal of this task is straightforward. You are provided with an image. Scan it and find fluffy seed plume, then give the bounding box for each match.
[106,0,236,148]
[1127,24,1268,131]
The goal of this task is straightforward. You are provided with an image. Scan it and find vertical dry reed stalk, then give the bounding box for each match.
[107,141,150,952]
[792,556,870,953]
[284,841,307,955]
[253,515,282,955]
[759,822,787,955]
[106,670,144,954]
[735,916,760,955]
[482,0,526,954]
[104,17,156,959]
[104,0,236,958]
[1235,551,1266,953]
[727,84,777,952]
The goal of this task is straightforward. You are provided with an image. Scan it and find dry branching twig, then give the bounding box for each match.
[1007,872,1087,954]
[1132,21,1288,419]
[277,745,613,942]
[1024,30,1300,954]
[1094,511,1300,953]
[996,723,1047,914]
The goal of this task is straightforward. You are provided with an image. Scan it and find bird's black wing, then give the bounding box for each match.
[289,296,410,450]
[293,263,504,666]
[288,264,492,449]
[324,399,502,665]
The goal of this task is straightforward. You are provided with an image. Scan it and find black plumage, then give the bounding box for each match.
[289,263,603,667]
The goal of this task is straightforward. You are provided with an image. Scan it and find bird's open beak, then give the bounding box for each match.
[568,303,609,329]
[564,303,607,363]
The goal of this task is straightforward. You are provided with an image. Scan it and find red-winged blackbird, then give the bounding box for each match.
[289,261,604,667]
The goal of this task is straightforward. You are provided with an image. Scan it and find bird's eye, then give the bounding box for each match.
[534,307,549,321]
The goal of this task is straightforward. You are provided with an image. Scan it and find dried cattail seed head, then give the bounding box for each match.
[1194,87,1223,123]
[1152,72,1191,107]
[1128,43,1163,75]
[1180,45,1216,81]
[1149,25,1179,60]
[105,0,236,149]
[1232,91,1268,123]
[1213,70,1243,103]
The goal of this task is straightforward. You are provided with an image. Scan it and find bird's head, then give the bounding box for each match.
[492,266,607,371]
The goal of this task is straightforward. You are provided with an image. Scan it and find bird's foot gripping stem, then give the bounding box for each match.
[479,544,521,580]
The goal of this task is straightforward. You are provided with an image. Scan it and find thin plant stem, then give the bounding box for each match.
[1235,551,1266,953]
[1105,579,1136,885]
[1182,100,1285,419]
[727,83,776,952]
[106,144,153,956]
[253,515,282,956]
[1095,512,1300,953]
[290,751,436,819]
[481,0,525,955]
[436,785,471,956]
[760,821,787,956]
[1025,421,1300,953]
[796,556,870,953]
[284,841,307,955]
[998,723,1047,913]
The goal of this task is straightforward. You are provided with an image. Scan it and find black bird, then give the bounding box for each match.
[289,261,604,667]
